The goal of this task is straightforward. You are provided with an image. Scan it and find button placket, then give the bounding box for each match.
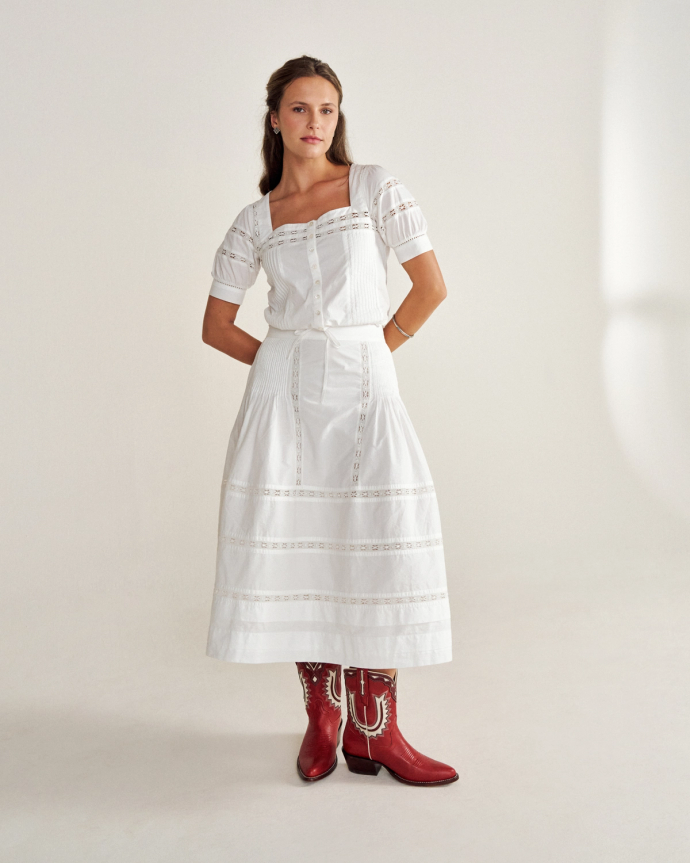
[306,221,324,324]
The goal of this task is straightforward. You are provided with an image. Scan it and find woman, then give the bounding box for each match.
[202,56,457,787]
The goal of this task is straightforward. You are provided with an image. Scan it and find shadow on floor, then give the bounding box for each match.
[1,704,357,811]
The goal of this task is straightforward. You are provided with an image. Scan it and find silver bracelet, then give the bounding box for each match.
[392,313,414,339]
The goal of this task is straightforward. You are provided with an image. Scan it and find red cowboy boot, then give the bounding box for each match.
[341,667,458,786]
[295,662,343,781]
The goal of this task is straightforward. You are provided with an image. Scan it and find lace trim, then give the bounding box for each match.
[252,201,260,240]
[262,215,376,250]
[214,587,449,604]
[372,178,402,207]
[212,279,248,291]
[220,248,256,270]
[352,343,370,483]
[372,179,423,245]
[317,210,370,227]
[380,200,419,225]
[269,211,372,235]
[291,344,302,485]
[220,481,436,499]
[219,535,444,554]
[395,233,427,247]
[230,225,255,247]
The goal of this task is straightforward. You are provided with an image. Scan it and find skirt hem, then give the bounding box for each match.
[205,645,453,669]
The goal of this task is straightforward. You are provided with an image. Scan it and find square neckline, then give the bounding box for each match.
[265,164,356,234]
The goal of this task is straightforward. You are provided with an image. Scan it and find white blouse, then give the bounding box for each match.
[209,163,433,331]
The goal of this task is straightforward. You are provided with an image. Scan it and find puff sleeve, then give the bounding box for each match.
[209,204,261,304]
[372,170,434,264]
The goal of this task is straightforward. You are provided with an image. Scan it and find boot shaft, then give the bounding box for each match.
[342,667,399,751]
[296,662,342,718]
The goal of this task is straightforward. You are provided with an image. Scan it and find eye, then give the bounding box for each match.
[322,108,333,114]
[292,106,305,113]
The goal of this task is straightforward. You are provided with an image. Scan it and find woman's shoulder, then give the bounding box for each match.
[354,164,409,206]
[230,195,265,225]
[222,194,268,246]
[356,163,399,190]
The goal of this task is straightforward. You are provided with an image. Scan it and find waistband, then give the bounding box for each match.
[265,323,384,342]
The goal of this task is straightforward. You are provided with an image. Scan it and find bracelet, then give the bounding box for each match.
[392,313,414,339]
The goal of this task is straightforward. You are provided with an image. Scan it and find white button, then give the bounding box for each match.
[311,264,316,269]
[315,279,320,284]
[309,248,314,252]
[315,294,321,299]
[315,310,321,316]
[308,234,313,239]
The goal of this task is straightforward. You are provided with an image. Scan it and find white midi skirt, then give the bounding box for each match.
[206,323,452,668]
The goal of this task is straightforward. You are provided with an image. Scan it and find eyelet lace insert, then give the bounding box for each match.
[230,225,255,247]
[380,200,419,225]
[220,247,255,269]
[214,586,449,604]
[372,178,421,243]
[395,233,427,247]
[213,279,247,291]
[220,481,437,498]
[252,201,260,239]
[372,178,402,207]
[219,535,443,554]
[352,343,370,484]
[261,211,376,251]
[291,344,302,485]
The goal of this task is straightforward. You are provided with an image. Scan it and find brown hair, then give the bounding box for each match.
[259,55,352,196]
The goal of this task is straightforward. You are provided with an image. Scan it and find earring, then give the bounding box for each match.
[273,127,280,135]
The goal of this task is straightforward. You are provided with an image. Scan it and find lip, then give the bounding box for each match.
[301,136,322,143]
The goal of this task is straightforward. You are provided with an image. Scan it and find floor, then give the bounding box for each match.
[2,553,689,862]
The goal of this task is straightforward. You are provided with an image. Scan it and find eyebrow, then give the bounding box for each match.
[288,100,336,107]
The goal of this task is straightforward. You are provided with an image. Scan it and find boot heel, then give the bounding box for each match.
[342,749,381,776]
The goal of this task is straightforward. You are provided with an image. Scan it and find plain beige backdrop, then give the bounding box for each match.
[2,1,689,861]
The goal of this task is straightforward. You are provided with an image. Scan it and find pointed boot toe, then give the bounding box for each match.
[296,751,339,781]
[295,663,343,782]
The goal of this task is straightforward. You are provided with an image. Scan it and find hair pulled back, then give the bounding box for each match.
[259,55,352,196]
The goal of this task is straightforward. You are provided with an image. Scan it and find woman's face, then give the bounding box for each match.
[272,76,340,160]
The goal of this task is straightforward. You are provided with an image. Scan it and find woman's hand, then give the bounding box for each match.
[383,250,447,351]
[201,297,262,365]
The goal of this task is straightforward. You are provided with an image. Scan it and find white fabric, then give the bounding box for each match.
[208,163,434,321]
[205,164,452,668]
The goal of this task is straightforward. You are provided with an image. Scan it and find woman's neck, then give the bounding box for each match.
[273,153,346,199]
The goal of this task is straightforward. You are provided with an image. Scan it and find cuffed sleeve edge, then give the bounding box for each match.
[394,234,433,264]
[209,280,247,304]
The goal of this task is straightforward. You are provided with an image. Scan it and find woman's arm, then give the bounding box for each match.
[383,250,448,351]
[201,296,262,365]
